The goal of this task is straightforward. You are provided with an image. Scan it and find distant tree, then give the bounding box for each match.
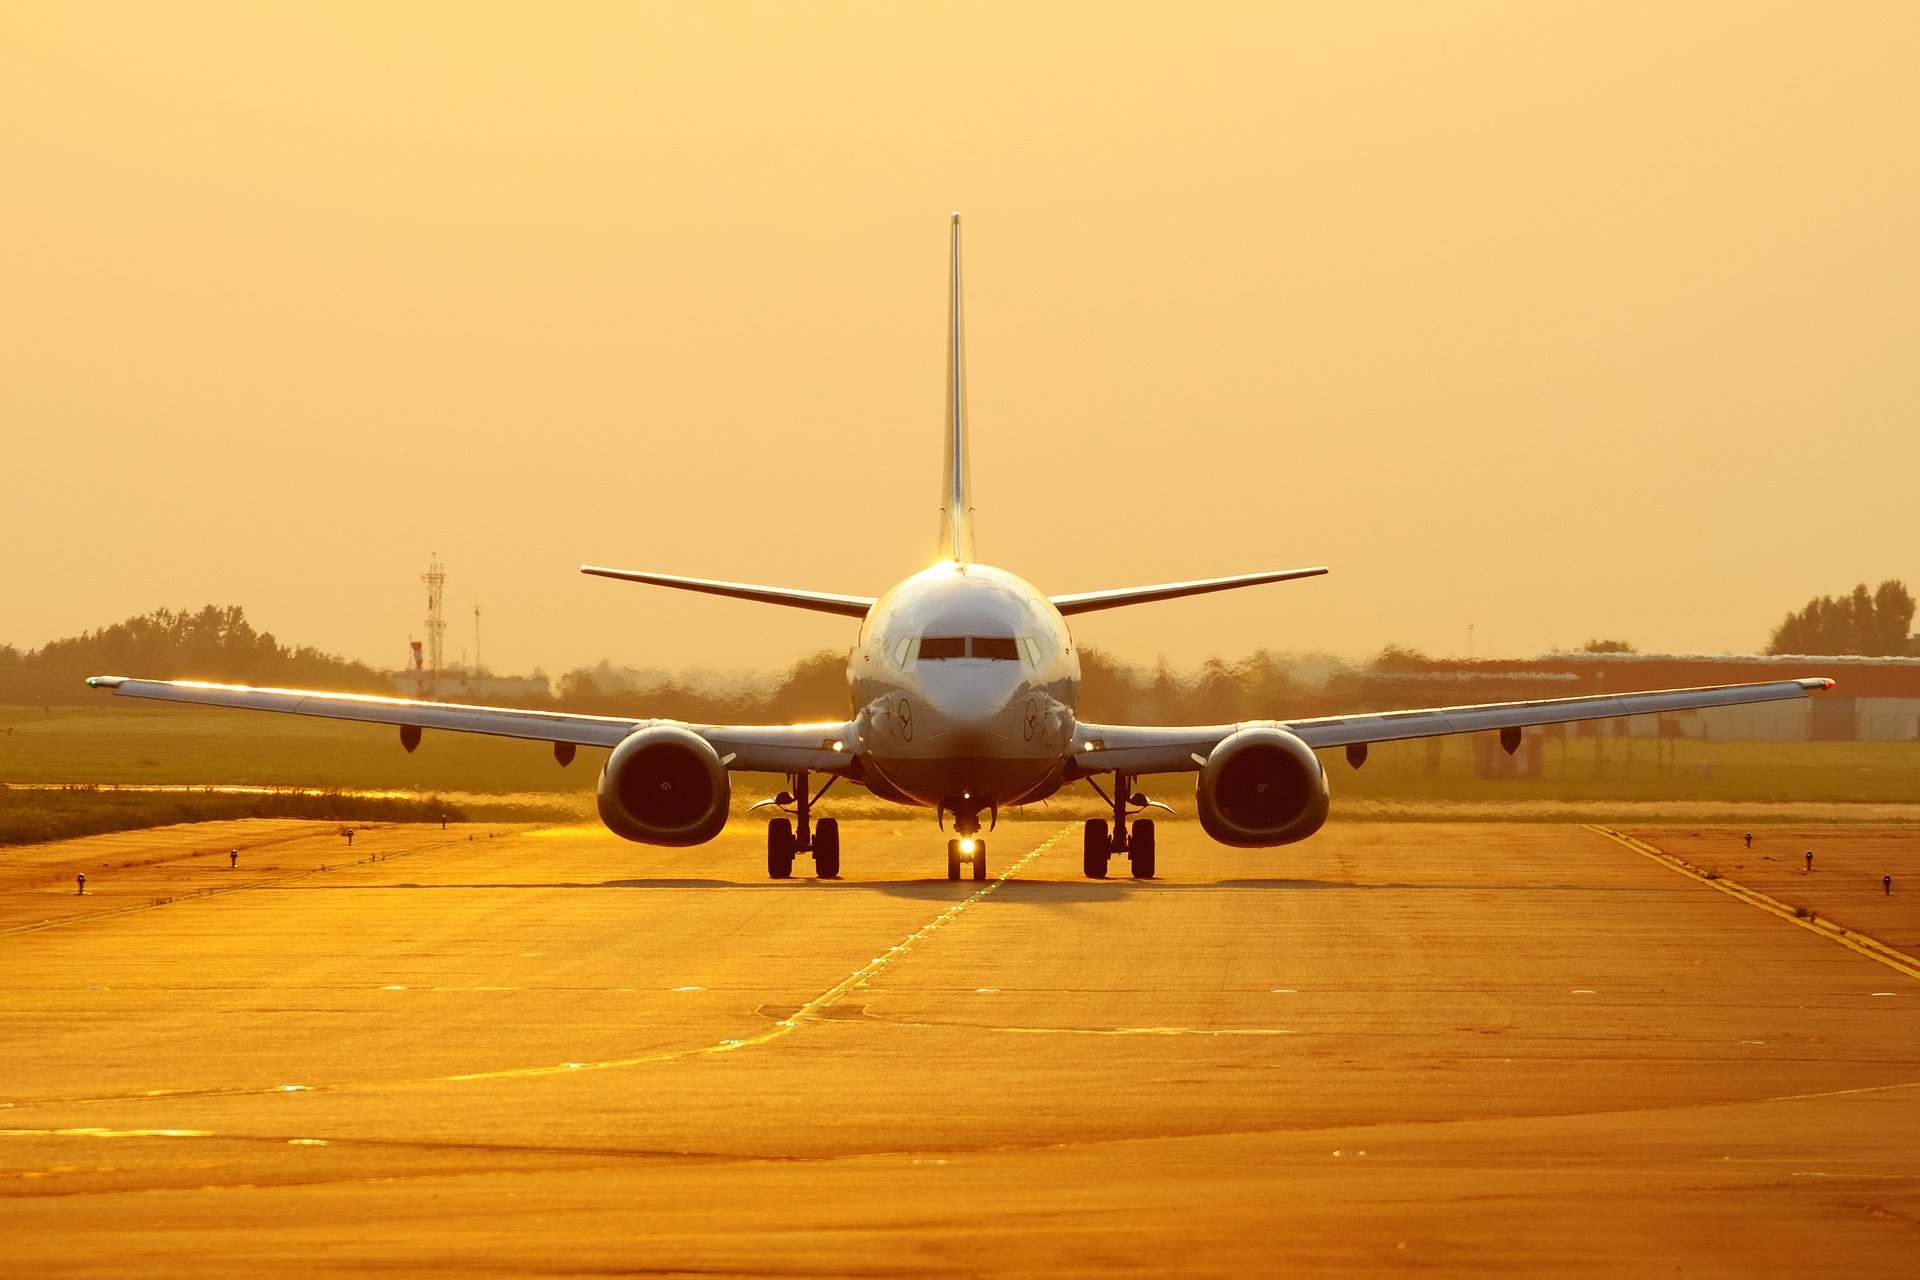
[1371,644,1428,671]
[1,606,392,704]
[1580,639,1638,654]
[763,650,850,722]
[1872,580,1916,654]
[1766,580,1914,656]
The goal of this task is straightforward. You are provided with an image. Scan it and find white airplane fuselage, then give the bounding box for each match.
[851,562,1080,833]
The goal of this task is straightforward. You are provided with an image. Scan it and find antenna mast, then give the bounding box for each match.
[422,556,446,675]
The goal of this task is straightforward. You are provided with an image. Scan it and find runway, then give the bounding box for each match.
[4,817,1918,1276]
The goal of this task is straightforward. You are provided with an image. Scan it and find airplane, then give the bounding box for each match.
[88,214,1834,883]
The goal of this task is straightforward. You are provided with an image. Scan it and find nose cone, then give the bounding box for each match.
[924,665,1017,721]
[918,664,1023,752]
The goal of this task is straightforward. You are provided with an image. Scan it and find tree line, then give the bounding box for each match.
[1765,580,1914,657]
[6,585,1912,718]
[0,606,395,705]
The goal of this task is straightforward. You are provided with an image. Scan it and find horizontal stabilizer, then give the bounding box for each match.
[581,566,876,618]
[1050,566,1329,616]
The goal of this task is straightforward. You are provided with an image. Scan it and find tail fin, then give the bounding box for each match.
[939,212,975,563]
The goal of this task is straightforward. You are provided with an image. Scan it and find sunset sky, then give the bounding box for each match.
[5,3,1916,681]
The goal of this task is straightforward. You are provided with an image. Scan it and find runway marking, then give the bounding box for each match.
[905,1021,1293,1038]
[436,825,1075,1084]
[12,1081,1920,1162]
[1,1128,213,1139]
[1,831,1076,1112]
[1585,825,1920,983]
[1767,1079,1920,1104]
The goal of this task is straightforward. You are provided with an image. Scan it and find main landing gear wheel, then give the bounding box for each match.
[1083,819,1110,879]
[1129,818,1156,880]
[971,840,988,881]
[813,817,841,879]
[766,818,795,880]
[947,839,962,881]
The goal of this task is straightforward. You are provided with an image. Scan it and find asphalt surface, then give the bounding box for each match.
[4,816,1918,1276]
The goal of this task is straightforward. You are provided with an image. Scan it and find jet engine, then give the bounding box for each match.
[596,725,731,846]
[1196,726,1330,847]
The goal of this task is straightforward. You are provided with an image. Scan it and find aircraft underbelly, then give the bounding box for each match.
[862,752,1064,810]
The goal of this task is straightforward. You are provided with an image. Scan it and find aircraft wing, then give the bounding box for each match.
[1070,677,1835,775]
[85,677,858,774]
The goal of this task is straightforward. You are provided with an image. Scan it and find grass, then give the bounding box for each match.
[0,784,469,847]
[1326,733,1916,806]
[0,703,593,793]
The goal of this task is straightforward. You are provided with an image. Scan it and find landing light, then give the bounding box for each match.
[828,739,844,752]
[960,838,977,854]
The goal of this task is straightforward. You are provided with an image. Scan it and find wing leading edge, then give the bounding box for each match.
[85,677,857,774]
[1070,677,1835,775]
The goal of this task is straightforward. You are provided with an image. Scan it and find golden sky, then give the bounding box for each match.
[4,3,1916,678]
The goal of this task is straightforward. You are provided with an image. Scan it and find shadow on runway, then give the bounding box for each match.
[294,879,744,890]
[287,877,1621,897]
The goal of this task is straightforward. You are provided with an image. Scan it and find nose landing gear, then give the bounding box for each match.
[1083,773,1165,879]
[757,771,840,879]
[946,837,987,881]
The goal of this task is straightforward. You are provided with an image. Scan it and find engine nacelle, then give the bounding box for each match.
[596,725,730,847]
[1196,726,1331,847]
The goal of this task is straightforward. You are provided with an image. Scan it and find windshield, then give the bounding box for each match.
[918,636,1018,661]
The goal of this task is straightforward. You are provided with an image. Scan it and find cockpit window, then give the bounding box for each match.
[917,636,1020,661]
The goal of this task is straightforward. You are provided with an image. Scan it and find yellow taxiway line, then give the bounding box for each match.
[1584,824,1920,983]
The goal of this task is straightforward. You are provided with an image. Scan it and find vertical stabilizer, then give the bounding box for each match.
[939,212,975,563]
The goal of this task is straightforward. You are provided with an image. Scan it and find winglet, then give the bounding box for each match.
[939,212,975,564]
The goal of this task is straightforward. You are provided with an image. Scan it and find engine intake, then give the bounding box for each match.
[596,725,730,846]
[1196,726,1330,847]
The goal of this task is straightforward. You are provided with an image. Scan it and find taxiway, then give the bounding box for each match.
[3,817,1917,1276]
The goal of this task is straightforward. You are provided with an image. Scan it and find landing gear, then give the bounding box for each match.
[1129,819,1156,880]
[1083,774,1163,879]
[946,837,987,881]
[1083,819,1109,879]
[762,771,841,880]
[814,817,840,879]
[767,818,795,879]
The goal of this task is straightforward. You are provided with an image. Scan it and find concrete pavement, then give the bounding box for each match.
[3,816,1917,1275]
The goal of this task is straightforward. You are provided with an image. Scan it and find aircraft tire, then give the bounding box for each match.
[814,818,840,879]
[1129,819,1156,880]
[947,839,962,880]
[767,818,795,880]
[1083,819,1109,879]
[971,841,987,881]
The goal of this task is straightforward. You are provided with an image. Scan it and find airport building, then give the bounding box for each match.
[1355,653,1920,743]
